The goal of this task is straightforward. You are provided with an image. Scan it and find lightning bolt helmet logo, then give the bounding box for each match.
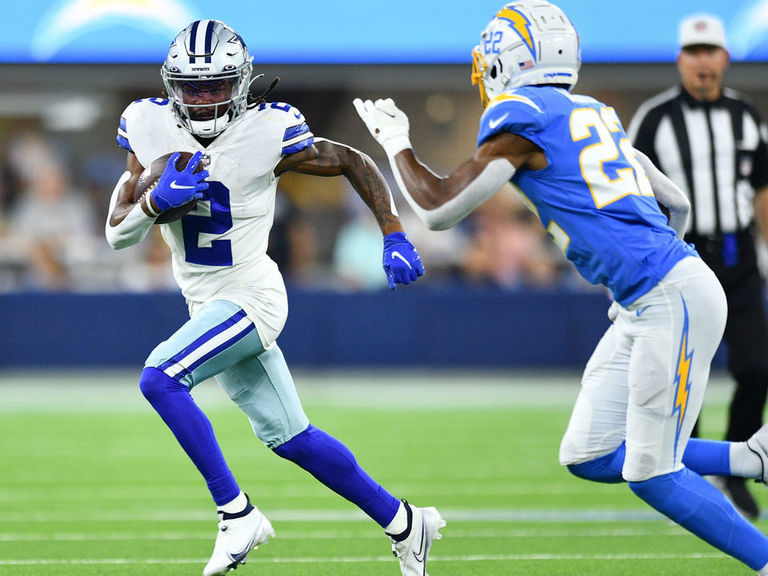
[495,7,536,59]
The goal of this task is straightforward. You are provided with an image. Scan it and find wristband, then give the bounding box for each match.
[382,134,412,158]
[143,192,161,217]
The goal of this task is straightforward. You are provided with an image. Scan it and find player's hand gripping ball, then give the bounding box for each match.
[133,151,209,224]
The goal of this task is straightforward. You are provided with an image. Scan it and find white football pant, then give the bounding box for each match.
[559,256,727,482]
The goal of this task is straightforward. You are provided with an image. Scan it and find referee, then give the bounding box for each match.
[629,14,768,520]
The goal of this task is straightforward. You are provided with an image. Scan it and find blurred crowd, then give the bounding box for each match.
[0,127,594,294]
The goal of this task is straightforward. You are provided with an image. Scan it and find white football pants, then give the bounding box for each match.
[559,256,727,481]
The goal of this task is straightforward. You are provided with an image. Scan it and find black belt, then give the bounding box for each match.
[686,230,753,268]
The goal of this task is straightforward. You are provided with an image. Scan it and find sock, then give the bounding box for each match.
[219,491,248,514]
[139,367,240,506]
[683,438,764,479]
[731,441,764,479]
[681,438,732,476]
[274,424,400,527]
[385,501,409,537]
[567,443,625,483]
[629,468,768,570]
[759,562,768,576]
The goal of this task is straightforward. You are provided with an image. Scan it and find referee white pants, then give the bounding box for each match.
[559,256,727,482]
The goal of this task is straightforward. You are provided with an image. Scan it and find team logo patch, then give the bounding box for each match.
[496,7,536,58]
[671,295,694,460]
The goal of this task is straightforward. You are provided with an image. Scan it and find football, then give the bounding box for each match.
[134,151,203,224]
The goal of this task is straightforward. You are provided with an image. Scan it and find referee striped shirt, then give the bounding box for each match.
[628,86,768,237]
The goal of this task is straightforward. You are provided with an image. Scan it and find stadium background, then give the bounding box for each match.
[0,0,767,370]
[3,3,768,575]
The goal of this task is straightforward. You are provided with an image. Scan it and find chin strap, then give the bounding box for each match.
[189,114,230,136]
[248,75,280,108]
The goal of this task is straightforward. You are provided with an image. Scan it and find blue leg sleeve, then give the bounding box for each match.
[139,367,240,506]
[567,443,626,483]
[568,438,733,483]
[629,468,768,570]
[274,424,400,527]
[682,438,732,476]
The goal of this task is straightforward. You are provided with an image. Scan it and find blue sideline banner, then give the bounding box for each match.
[0,289,728,369]
[3,0,768,64]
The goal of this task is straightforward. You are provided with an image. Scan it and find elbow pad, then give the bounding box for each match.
[388,156,516,230]
[105,171,156,249]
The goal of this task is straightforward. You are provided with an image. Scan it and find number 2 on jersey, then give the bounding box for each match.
[570,107,652,208]
[182,182,233,266]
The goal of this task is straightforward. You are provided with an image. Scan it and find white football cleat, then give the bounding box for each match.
[747,424,768,483]
[203,501,275,576]
[388,501,446,576]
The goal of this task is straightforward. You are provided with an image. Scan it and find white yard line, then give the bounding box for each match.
[0,552,728,566]
[0,507,679,523]
[0,525,696,542]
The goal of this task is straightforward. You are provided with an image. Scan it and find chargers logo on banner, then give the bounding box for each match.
[30,0,196,61]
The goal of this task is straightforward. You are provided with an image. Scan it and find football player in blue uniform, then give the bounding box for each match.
[356,1,768,573]
[106,19,443,576]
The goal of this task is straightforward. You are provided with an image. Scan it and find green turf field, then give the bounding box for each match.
[0,370,763,575]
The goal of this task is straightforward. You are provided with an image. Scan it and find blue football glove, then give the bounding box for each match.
[151,151,209,212]
[382,231,424,290]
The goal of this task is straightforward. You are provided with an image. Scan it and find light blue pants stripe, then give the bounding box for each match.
[145,299,309,448]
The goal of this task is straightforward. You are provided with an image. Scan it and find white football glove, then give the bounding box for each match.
[353,98,412,157]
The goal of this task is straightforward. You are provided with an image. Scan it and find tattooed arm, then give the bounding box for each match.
[274,137,403,236]
[274,137,423,288]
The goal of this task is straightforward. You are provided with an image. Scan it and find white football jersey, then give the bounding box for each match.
[117,98,315,348]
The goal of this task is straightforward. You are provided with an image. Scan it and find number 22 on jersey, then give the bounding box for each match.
[571,106,653,208]
[545,106,654,255]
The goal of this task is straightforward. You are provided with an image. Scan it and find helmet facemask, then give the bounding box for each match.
[471,47,492,108]
[162,20,253,137]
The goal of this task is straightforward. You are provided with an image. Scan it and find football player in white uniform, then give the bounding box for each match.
[356,1,768,573]
[106,20,443,576]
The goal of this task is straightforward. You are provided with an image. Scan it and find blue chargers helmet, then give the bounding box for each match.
[162,19,253,136]
[471,1,581,107]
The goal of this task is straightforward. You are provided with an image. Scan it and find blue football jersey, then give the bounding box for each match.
[477,86,697,305]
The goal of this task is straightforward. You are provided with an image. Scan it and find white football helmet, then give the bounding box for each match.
[162,20,253,136]
[471,1,581,107]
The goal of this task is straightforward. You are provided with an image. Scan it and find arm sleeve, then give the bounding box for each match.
[104,171,156,249]
[387,155,517,231]
[634,148,689,238]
